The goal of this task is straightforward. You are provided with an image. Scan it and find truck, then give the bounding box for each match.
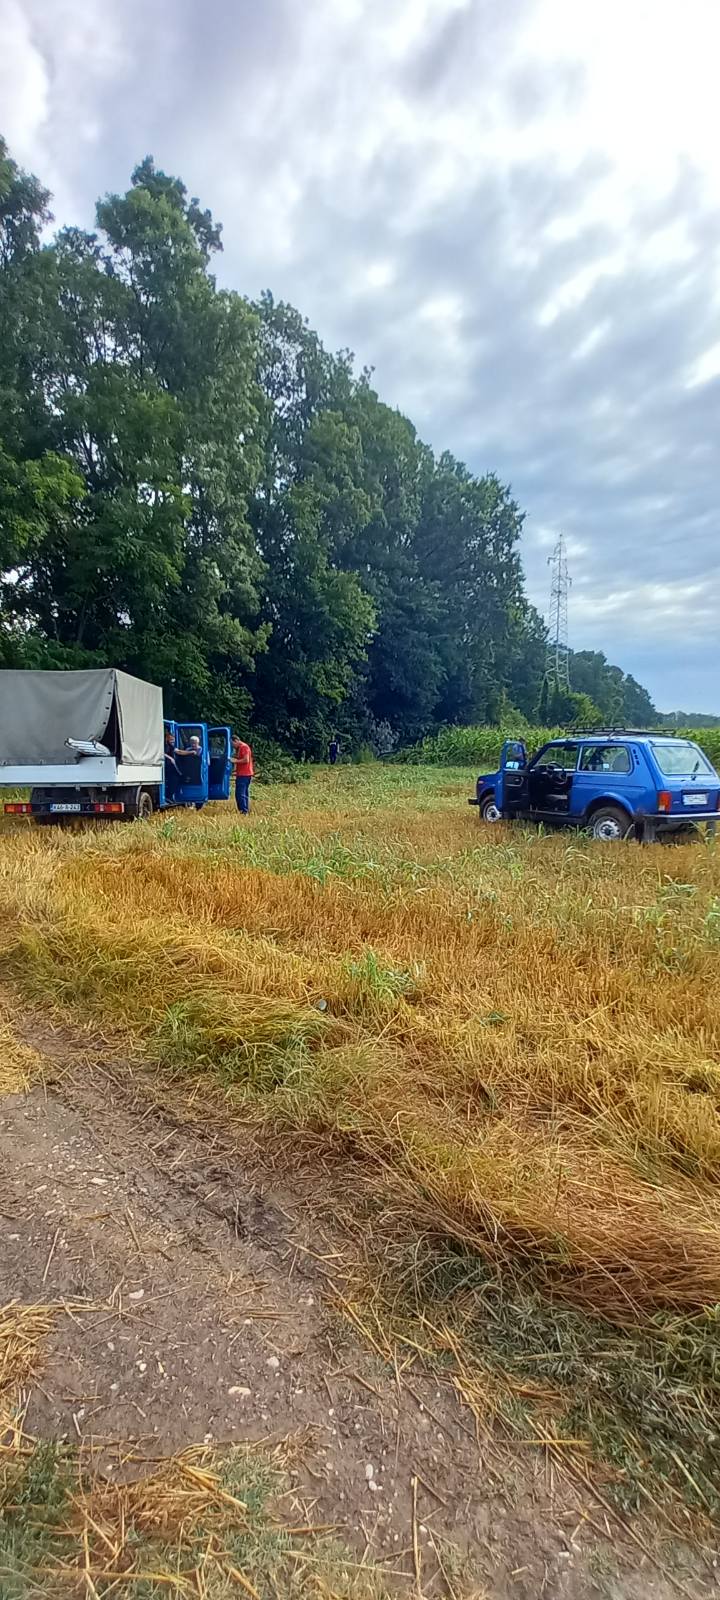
[0,668,232,823]
[469,731,720,841]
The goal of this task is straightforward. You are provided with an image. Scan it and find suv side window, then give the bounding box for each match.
[532,742,579,770]
[579,744,632,775]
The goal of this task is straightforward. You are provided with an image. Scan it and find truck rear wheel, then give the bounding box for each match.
[125,787,154,822]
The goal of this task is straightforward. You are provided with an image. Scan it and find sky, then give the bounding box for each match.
[2,0,719,712]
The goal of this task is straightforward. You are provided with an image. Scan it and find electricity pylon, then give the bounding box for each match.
[547,534,571,689]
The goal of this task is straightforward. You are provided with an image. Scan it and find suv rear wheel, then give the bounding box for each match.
[589,805,630,842]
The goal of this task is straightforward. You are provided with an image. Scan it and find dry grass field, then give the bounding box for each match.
[1,765,720,1592]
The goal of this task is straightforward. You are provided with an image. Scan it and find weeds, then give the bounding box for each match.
[0,1435,391,1598]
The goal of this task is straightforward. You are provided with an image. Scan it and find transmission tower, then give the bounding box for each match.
[547,534,571,690]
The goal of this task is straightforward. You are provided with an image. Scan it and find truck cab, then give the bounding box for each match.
[470,732,720,841]
[163,723,231,809]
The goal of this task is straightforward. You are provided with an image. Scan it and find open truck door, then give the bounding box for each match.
[208,726,232,801]
[495,739,527,815]
[174,723,209,807]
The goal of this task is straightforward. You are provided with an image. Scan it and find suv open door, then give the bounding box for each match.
[495,739,527,815]
[208,726,232,801]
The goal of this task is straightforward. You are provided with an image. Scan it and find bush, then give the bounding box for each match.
[250,736,311,785]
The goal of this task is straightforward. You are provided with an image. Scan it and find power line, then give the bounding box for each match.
[547,534,571,689]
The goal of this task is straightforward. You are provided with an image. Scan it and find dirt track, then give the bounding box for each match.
[0,1011,713,1598]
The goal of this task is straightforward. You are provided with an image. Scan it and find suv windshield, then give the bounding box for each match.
[650,741,713,778]
[531,742,578,770]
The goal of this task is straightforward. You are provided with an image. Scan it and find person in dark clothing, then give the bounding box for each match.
[328,737,339,766]
[164,729,180,801]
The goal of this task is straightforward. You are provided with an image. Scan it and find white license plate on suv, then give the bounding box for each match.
[683,793,708,807]
[50,802,82,813]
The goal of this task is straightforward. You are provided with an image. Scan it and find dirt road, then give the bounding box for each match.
[0,1011,712,1598]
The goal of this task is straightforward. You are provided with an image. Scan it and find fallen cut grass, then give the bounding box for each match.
[0,1000,44,1095]
[1,768,720,1513]
[0,1430,393,1599]
[0,1301,55,1443]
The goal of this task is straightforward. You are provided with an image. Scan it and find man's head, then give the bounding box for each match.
[189,735,201,751]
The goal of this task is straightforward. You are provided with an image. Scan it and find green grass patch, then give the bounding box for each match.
[0,1439,392,1598]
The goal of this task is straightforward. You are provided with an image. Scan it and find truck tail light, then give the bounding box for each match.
[4,802,32,814]
[92,802,124,814]
[657,790,672,813]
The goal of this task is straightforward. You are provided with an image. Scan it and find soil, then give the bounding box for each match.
[0,1008,715,1599]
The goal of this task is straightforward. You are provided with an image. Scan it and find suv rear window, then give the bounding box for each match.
[650,742,713,777]
[579,744,631,774]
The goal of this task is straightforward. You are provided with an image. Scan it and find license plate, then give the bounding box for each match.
[683,793,707,807]
[50,802,82,813]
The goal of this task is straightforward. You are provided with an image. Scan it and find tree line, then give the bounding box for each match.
[0,140,660,755]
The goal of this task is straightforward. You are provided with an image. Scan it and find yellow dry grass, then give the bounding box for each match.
[0,766,719,1323]
[0,998,44,1094]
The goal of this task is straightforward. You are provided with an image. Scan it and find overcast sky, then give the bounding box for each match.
[2,0,719,711]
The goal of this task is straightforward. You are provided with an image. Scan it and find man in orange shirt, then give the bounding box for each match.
[232,735,254,814]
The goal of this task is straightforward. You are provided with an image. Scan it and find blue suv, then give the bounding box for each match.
[469,732,720,841]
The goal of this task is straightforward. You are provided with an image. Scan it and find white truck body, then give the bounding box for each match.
[0,668,164,819]
[0,760,162,787]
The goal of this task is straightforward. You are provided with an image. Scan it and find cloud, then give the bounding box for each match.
[0,0,49,161]
[2,0,719,709]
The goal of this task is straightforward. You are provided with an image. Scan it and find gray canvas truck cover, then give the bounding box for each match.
[0,669,164,767]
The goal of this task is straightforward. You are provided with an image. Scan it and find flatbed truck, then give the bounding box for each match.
[0,668,232,823]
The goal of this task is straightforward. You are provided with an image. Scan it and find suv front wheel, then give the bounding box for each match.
[480,793,502,823]
[589,805,631,842]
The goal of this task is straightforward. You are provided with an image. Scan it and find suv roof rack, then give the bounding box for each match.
[564,727,660,737]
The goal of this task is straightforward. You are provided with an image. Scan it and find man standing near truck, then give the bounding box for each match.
[164,727,180,801]
[232,735,254,814]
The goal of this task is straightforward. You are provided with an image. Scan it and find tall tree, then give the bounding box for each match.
[250,298,374,754]
[0,138,85,660]
[1,157,267,717]
[416,456,529,726]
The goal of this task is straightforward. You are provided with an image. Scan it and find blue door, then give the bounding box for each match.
[495,740,527,813]
[208,726,232,801]
[174,723,209,807]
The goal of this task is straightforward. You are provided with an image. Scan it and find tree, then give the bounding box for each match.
[0,138,87,660]
[250,300,375,753]
[568,650,658,727]
[1,155,267,718]
[416,456,529,726]
[546,683,602,727]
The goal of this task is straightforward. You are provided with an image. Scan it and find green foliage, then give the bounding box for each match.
[545,681,603,727]
[1,147,266,718]
[402,721,720,770]
[0,135,661,751]
[568,649,660,726]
